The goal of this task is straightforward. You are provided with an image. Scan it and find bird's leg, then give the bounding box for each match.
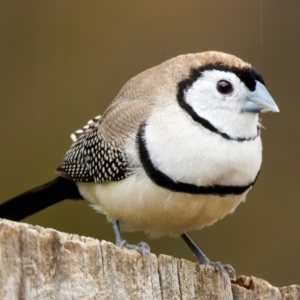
[181,233,236,283]
[111,220,150,256]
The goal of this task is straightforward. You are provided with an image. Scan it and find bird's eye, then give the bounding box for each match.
[216,80,233,94]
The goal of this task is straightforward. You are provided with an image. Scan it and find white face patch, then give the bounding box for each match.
[184,70,258,139]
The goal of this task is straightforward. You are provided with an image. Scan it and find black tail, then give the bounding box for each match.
[0,176,83,221]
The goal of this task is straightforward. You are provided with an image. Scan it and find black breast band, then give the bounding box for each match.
[137,124,258,196]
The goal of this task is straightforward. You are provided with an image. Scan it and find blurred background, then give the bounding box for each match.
[0,0,299,287]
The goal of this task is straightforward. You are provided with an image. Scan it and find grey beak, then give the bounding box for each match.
[241,81,280,113]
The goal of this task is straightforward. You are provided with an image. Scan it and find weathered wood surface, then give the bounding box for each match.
[0,219,299,300]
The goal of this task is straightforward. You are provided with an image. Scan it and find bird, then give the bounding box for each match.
[0,51,279,281]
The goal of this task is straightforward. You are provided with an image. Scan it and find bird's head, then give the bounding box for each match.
[172,51,279,140]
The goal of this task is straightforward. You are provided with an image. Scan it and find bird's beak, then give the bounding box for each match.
[241,81,280,113]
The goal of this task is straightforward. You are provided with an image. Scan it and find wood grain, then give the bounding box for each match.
[0,219,298,299]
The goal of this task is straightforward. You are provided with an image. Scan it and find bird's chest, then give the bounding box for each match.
[143,111,262,187]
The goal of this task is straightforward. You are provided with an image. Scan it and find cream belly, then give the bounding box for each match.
[77,171,250,238]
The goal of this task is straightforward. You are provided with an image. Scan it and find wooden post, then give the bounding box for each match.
[0,219,299,299]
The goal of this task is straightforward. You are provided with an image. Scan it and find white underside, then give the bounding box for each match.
[77,171,250,238]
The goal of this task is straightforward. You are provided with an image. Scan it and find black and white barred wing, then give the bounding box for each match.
[56,116,129,183]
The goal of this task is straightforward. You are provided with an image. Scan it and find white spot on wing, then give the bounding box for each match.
[71,133,77,142]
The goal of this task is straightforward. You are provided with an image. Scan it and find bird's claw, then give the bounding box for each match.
[206,260,236,283]
[118,240,151,256]
[222,263,236,280]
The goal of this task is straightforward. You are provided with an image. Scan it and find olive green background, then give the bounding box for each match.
[0,0,299,286]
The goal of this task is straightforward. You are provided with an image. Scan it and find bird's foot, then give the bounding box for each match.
[117,239,151,256]
[200,256,236,282]
[111,220,150,256]
[181,233,235,284]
